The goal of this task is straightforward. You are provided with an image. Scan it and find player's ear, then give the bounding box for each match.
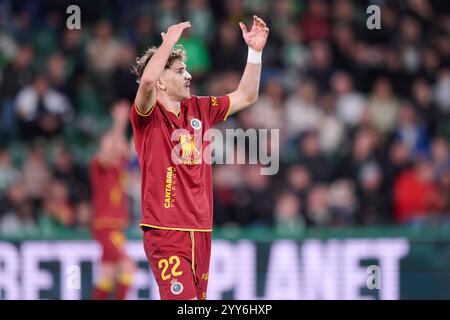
[156,79,166,91]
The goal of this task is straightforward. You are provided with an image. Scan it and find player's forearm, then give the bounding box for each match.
[140,40,177,86]
[237,60,261,105]
[229,54,262,115]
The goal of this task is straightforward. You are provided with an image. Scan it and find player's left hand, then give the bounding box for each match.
[239,15,269,52]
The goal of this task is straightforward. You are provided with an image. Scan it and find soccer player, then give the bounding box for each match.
[90,100,136,300]
[130,16,269,300]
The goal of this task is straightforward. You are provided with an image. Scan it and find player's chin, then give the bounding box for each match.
[183,87,191,98]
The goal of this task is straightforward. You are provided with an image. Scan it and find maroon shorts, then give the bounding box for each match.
[143,228,211,300]
[93,229,127,263]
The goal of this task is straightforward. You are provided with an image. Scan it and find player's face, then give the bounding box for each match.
[161,60,192,101]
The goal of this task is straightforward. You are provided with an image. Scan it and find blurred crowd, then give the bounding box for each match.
[1,0,450,237]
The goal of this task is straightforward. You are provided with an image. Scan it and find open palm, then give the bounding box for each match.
[239,15,269,52]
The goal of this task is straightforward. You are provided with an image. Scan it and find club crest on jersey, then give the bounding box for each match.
[180,134,200,158]
[170,279,184,295]
[190,118,202,130]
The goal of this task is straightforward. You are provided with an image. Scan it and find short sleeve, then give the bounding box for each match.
[197,95,232,125]
[129,101,155,130]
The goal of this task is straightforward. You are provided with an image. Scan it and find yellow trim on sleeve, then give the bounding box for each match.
[223,95,232,122]
[139,223,212,232]
[135,103,155,117]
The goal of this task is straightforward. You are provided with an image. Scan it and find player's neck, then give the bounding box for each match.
[158,95,181,116]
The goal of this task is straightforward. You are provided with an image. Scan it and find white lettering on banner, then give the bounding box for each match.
[57,242,99,300]
[233,241,257,300]
[265,240,301,299]
[377,240,408,300]
[66,265,81,291]
[367,265,381,290]
[209,241,257,299]
[21,243,55,300]
[208,240,235,300]
[0,239,409,300]
[0,243,19,299]
[343,240,375,299]
[301,240,340,300]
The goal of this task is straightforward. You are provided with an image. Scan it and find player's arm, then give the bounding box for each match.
[228,16,269,115]
[135,21,191,115]
[111,101,131,160]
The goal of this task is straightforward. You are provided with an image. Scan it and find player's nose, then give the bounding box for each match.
[183,70,192,80]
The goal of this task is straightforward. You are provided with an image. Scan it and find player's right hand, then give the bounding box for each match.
[161,21,191,46]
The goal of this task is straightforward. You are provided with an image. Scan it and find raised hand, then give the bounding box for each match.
[111,100,130,129]
[239,16,269,52]
[161,21,191,46]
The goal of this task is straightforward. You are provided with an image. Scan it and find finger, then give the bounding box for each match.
[264,27,269,33]
[257,18,266,28]
[178,21,191,29]
[239,22,248,34]
[161,32,166,38]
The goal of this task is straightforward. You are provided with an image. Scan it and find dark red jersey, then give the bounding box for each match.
[90,157,129,230]
[130,95,231,231]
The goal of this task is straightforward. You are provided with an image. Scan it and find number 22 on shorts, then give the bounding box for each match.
[158,256,183,280]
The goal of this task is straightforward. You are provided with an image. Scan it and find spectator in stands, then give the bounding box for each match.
[250,79,285,130]
[332,70,367,128]
[357,162,391,225]
[434,68,450,115]
[0,147,20,195]
[285,80,322,140]
[393,102,430,157]
[112,43,138,102]
[15,73,72,140]
[431,137,450,178]
[0,179,37,236]
[328,179,357,226]
[274,191,305,234]
[297,130,332,183]
[235,165,274,226]
[52,146,90,203]
[42,178,74,227]
[210,20,246,72]
[86,20,121,81]
[305,184,332,227]
[339,127,379,184]
[22,144,51,209]
[301,0,331,43]
[186,0,215,42]
[394,156,444,224]
[411,78,439,137]
[367,77,400,136]
[0,43,33,139]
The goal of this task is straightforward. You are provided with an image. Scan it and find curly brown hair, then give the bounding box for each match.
[131,45,186,83]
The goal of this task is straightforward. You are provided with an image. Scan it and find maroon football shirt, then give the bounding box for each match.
[130,95,231,231]
[90,157,129,230]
